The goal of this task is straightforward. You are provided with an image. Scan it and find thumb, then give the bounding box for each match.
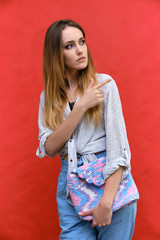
[79,209,93,216]
[88,78,94,88]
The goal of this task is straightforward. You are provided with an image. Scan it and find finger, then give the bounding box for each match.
[98,97,104,103]
[95,78,111,89]
[88,78,94,89]
[98,89,103,94]
[79,209,93,216]
[97,91,103,98]
[91,221,97,228]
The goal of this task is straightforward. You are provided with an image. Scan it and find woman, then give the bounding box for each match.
[36,19,137,240]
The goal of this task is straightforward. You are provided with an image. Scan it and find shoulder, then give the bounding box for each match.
[96,73,118,92]
[39,90,45,100]
[96,73,112,82]
[40,89,45,99]
[39,90,45,107]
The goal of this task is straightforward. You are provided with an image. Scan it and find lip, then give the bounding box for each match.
[77,56,86,62]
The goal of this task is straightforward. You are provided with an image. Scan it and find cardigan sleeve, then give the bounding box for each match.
[36,91,55,158]
[102,78,131,181]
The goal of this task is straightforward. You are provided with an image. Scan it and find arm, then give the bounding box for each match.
[100,166,123,210]
[92,166,123,227]
[79,77,131,226]
[79,166,123,227]
[37,78,111,157]
[45,101,87,156]
[103,79,131,181]
[46,78,111,156]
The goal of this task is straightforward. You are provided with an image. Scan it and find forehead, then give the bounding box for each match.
[61,26,83,43]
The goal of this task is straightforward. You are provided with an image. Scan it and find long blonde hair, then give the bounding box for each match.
[43,20,102,130]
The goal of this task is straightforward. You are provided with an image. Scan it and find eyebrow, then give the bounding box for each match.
[64,37,84,45]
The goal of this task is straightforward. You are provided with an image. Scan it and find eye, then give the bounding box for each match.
[65,44,73,49]
[80,39,85,45]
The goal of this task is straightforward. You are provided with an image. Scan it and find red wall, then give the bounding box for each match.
[0,0,160,239]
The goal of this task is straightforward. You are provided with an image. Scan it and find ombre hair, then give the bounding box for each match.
[43,19,102,130]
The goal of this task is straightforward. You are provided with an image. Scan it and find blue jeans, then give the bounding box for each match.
[56,152,137,240]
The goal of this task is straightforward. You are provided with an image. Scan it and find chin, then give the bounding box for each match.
[78,63,88,70]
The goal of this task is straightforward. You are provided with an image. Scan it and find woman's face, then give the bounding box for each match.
[62,26,88,74]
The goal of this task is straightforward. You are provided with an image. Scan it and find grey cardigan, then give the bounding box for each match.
[36,73,131,182]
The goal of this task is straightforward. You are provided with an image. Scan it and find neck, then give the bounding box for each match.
[65,70,80,102]
[65,69,79,89]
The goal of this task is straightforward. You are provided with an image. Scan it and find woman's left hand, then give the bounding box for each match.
[79,203,112,228]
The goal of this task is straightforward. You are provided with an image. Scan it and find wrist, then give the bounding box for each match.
[76,99,87,113]
[99,199,113,210]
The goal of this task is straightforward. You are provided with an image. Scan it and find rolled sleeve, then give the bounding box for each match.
[102,78,131,181]
[36,91,55,159]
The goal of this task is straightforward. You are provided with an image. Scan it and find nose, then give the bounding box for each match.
[76,44,83,55]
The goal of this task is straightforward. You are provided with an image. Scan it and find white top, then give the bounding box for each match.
[36,73,131,181]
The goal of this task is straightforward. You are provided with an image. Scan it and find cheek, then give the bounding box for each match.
[63,53,74,66]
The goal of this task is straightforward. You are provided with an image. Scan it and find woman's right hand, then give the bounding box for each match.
[78,78,111,111]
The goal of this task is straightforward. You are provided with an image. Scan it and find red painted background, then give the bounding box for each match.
[0,0,160,239]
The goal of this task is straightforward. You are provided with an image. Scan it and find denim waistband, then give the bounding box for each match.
[61,151,106,172]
